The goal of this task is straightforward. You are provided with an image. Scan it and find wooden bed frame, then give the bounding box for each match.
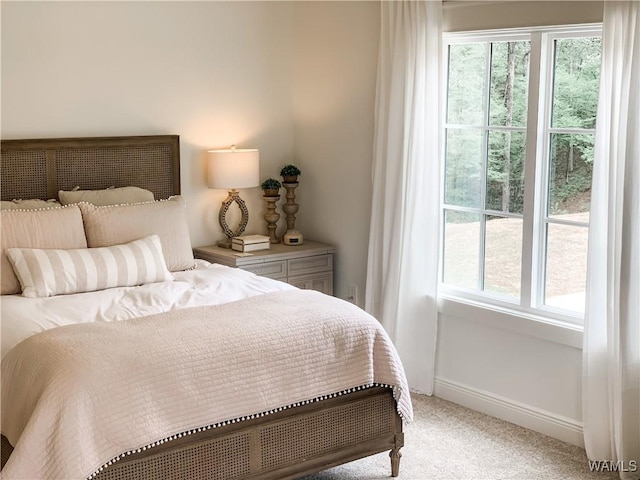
[0,135,404,479]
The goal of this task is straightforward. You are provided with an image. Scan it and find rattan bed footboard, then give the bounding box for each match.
[2,387,403,479]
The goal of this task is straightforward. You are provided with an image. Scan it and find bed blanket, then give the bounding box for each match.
[1,290,411,480]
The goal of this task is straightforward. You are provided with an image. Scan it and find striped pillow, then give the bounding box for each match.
[7,235,172,298]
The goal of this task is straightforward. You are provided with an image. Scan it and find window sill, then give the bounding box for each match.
[437,294,583,349]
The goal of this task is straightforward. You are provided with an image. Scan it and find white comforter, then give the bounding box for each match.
[1,261,412,480]
[1,260,295,359]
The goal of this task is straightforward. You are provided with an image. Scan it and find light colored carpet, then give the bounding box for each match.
[301,393,618,480]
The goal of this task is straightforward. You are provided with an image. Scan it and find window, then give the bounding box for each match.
[441,26,601,323]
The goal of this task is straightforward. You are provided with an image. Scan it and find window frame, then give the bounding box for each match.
[440,24,602,326]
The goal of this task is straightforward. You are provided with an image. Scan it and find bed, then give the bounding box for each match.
[0,135,409,480]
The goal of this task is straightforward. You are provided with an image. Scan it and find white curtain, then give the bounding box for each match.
[365,0,442,394]
[583,2,640,478]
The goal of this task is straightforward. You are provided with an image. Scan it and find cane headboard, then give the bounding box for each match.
[0,135,180,201]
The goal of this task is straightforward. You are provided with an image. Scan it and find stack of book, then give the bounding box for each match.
[231,234,270,252]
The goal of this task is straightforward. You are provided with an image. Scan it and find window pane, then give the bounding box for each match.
[486,131,526,213]
[544,223,588,313]
[489,41,530,127]
[485,215,522,298]
[551,37,601,129]
[447,43,486,125]
[548,133,594,220]
[445,128,483,208]
[443,210,480,289]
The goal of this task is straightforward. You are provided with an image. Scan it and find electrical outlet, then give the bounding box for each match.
[347,285,358,305]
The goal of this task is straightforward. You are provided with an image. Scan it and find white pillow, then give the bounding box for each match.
[1,205,88,295]
[7,235,172,298]
[78,196,195,272]
[58,186,154,206]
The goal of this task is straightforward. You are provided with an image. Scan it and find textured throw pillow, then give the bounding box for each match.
[58,186,154,206]
[78,196,195,272]
[1,206,88,295]
[1,199,62,210]
[7,235,172,298]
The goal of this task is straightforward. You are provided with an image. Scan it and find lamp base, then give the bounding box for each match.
[217,238,233,249]
[217,189,248,249]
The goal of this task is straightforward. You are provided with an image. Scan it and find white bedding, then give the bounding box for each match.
[1,286,412,480]
[1,260,295,359]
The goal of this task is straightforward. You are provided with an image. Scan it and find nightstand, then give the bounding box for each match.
[193,241,335,295]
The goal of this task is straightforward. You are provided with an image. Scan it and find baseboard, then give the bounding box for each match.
[433,377,584,447]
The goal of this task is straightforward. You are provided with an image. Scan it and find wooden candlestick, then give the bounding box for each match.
[263,195,281,244]
[282,182,303,245]
[282,182,299,231]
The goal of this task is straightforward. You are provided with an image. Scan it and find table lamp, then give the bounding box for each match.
[207,146,260,248]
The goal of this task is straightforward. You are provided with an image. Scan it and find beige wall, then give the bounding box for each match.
[443,1,603,32]
[292,1,380,304]
[1,1,294,248]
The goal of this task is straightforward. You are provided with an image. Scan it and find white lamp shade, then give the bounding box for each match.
[207,148,260,189]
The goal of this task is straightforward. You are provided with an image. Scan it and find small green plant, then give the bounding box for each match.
[280,164,301,178]
[261,178,282,190]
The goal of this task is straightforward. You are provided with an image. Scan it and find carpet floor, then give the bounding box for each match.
[301,393,618,480]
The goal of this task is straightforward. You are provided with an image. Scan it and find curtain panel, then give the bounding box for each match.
[365,0,442,394]
[583,2,640,478]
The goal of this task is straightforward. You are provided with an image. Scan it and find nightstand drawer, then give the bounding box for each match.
[289,272,333,295]
[288,254,333,276]
[193,241,335,294]
[241,261,287,279]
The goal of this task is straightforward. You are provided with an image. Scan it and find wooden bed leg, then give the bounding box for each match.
[390,447,402,477]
